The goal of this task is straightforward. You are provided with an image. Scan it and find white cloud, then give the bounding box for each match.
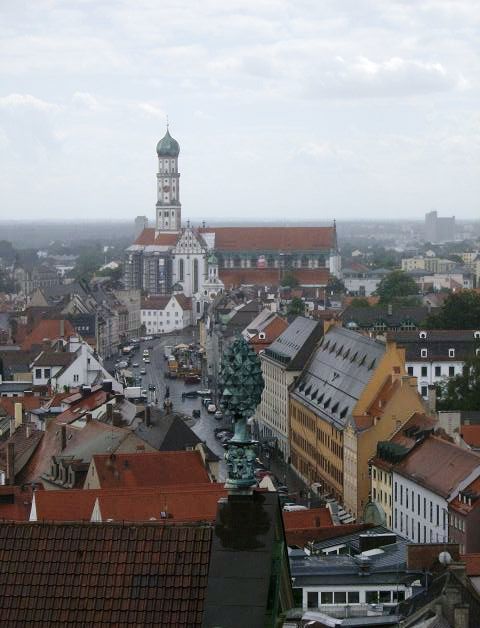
[0,93,61,112]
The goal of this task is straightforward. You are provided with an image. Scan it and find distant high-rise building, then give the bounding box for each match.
[425,210,455,243]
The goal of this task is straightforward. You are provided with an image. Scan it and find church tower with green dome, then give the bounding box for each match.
[155,126,181,232]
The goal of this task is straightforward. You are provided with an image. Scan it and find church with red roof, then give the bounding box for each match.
[124,128,341,318]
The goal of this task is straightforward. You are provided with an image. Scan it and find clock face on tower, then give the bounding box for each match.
[162,185,170,192]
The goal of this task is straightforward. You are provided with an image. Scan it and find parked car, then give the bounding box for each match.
[148,384,156,391]
[283,504,308,512]
[140,368,146,375]
[140,389,148,398]
[132,362,139,368]
[185,376,201,385]
[197,389,211,396]
[207,404,216,414]
[143,357,150,364]
[202,398,212,408]
[192,409,201,418]
[214,411,223,420]
[182,390,199,399]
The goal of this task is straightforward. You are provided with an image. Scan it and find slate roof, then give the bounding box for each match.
[388,329,480,361]
[291,327,385,429]
[341,305,430,329]
[198,226,335,251]
[263,316,322,370]
[91,451,211,489]
[0,521,212,626]
[31,351,76,368]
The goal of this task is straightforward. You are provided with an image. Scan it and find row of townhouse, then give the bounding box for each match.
[254,318,427,520]
[370,417,480,554]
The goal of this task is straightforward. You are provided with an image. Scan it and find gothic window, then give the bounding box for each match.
[179,259,184,282]
[193,259,199,293]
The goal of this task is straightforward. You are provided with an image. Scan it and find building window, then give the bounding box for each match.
[366,591,379,604]
[435,366,441,377]
[334,592,347,604]
[73,374,79,383]
[421,366,428,377]
[421,348,428,358]
[307,591,318,608]
[449,366,455,377]
[421,386,428,397]
[179,258,184,282]
[449,348,455,358]
[321,592,333,604]
[35,368,42,379]
[348,591,360,604]
[193,258,199,293]
[44,368,51,378]
[407,366,414,376]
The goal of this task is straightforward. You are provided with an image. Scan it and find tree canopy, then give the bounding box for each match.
[287,297,305,317]
[436,355,480,411]
[349,297,371,308]
[376,270,418,304]
[426,291,480,329]
[280,272,299,288]
[326,276,346,294]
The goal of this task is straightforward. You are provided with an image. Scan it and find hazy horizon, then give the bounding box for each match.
[1,1,479,222]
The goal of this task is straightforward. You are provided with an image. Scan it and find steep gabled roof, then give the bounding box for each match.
[0,521,212,626]
[198,226,335,251]
[92,451,211,489]
[219,267,330,288]
[133,228,179,247]
[21,319,76,350]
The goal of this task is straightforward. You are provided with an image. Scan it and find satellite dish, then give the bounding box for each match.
[439,551,452,565]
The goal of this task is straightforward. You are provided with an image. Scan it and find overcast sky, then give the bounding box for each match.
[1,0,479,223]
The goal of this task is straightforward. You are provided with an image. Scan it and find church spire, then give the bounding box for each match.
[155,128,181,232]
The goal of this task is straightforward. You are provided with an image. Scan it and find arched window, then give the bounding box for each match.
[193,258,199,293]
[179,258,184,282]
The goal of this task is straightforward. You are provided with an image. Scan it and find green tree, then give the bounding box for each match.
[327,276,346,294]
[350,297,371,308]
[376,270,418,304]
[280,272,299,288]
[437,355,480,411]
[287,297,305,317]
[426,291,480,329]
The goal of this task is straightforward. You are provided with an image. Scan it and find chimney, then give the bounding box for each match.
[112,410,122,427]
[14,403,23,429]
[454,605,469,628]
[81,385,91,397]
[6,442,15,485]
[106,403,113,423]
[26,424,31,438]
[60,424,67,451]
[427,384,437,414]
[85,413,92,423]
[60,319,65,337]
[102,380,113,393]
[145,405,151,427]
[9,418,15,437]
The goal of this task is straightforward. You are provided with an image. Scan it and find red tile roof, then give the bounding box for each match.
[219,267,330,288]
[134,228,179,246]
[283,507,333,530]
[21,319,76,350]
[91,451,211,489]
[460,425,480,448]
[449,476,480,515]
[394,436,480,498]
[0,521,212,626]
[141,296,170,310]
[0,395,45,418]
[174,294,193,311]
[94,483,226,522]
[33,484,226,522]
[285,522,371,547]
[199,226,335,251]
[462,553,480,576]
[0,485,40,521]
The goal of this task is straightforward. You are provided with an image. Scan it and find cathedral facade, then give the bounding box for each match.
[125,128,341,317]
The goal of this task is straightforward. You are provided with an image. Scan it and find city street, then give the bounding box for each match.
[125,332,230,481]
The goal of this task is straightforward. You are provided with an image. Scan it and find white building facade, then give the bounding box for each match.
[141,295,193,335]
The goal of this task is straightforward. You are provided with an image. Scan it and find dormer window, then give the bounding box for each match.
[449,348,455,358]
[419,331,427,339]
[421,348,428,358]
